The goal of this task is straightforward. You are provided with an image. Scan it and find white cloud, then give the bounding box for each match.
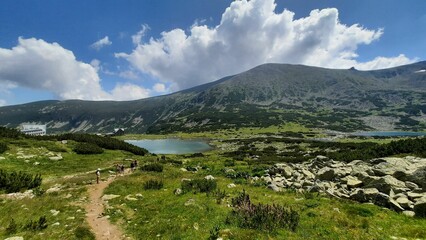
[132,24,150,45]
[0,99,6,106]
[0,37,153,101]
[153,83,167,93]
[90,36,112,50]
[110,83,150,100]
[116,0,415,91]
[119,70,139,80]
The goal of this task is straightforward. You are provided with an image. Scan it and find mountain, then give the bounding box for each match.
[1,62,426,133]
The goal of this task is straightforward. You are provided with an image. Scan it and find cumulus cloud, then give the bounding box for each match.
[0,37,153,101]
[110,83,150,100]
[116,0,415,91]
[90,36,112,50]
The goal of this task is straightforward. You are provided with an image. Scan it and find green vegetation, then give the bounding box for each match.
[0,141,7,153]
[73,142,104,154]
[0,169,42,193]
[1,125,425,239]
[140,163,163,172]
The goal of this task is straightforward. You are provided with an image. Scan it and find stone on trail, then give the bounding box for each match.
[102,194,120,200]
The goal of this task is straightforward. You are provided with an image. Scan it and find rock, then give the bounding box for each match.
[33,162,40,165]
[344,176,363,188]
[407,192,423,200]
[316,167,335,181]
[6,190,35,200]
[413,197,426,218]
[204,175,215,180]
[350,188,379,203]
[174,188,183,195]
[365,175,405,194]
[262,176,272,183]
[405,181,419,190]
[135,193,143,198]
[50,209,60,216]
[46,184,62,193]
[389,199,405,212]
[49,156,63,161]
[184,198,196,206]
[373,192,390,207]
[66,217,75,220]
[402,211,415,217]
[227,183,236,188]
[193,222,199,230]
[302,169,315,179]
[102,194,120,200]
[268,183,282,192]
[52,222,60,226]
[406,166,426,190]
[396,197,411,209]
[0,156,5,160]
[4,237,24,240]
[125,195,138,201]
[180,168,188,172]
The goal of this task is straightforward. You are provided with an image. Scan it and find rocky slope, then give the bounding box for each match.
[1,62,426,133]
[262,156,426,217]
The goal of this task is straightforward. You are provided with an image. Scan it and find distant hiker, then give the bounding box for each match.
[130,161,135,171]
[115,164,120,174]
[96,168,101,184]
[120,164,125,174]
[134,160,138,168]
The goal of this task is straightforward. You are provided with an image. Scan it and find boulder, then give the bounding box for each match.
[343,176,363,188]
[268,183,282,192]
[350,188,379,203]
[407,192,424,200]
[406,166,426,190]
[301,169,315,179]
[204,175,215,180]
[174,188,183,195]
[227,183,236,188]
[5,237,24,240]
[389,199,405,212]
[402,211,415,217]
[373,192,390,207]
[365,175,405,194]
[405,181,419,190]
[395,197,411,209]
[413,197,426,218]
[316,167,335,181]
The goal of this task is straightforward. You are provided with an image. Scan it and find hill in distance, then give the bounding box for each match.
[1,62,425,133]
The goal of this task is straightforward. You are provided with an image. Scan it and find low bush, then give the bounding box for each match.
[5,218,18,235]
[74,226,96,240]
[227,190,299,232]
[224,159,235,167]
[211,189,227,204]
[23,215,48,231]
[140,163,163,172]
[73,142,104,154]
[181,179,217,193]
[0,141,7,154]
[0,169,42,193]
[143,179,164,190]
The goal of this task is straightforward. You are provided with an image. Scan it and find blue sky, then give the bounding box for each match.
[0,0,425,106]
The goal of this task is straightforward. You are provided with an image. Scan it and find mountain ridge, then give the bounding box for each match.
[1,62,425,133]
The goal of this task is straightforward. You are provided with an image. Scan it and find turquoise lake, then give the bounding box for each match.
[126,139,213,154]
[352,131,426,137]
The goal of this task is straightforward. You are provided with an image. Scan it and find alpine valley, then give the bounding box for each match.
[1,62,426,133]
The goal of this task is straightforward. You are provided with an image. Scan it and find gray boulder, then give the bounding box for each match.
[406,166,426,190]
[413,197,426,218]
[365,175,405,194]
[350,188,379,203]
[316,167,336,181]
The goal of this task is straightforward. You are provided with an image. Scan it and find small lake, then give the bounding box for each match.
[352,131,426,137]
[125,139,213,154]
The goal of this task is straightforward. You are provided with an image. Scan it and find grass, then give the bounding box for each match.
[1,129,425,239]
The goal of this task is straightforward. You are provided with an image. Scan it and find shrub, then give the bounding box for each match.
[208,225,221,240]
[181,179,217,193]
[140,163,163,172]
[74,226,95,240]
[211,189,227,204]
[227,190,299,232]
[5,218,18,235]
[24,216,48,231]
[0,142,7,154]
[73,142,104,154]
[224,159,235,167]
[0,169,43,193]
[143,179,164,190]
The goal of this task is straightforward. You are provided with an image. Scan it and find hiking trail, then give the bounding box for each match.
[84,170,131,240]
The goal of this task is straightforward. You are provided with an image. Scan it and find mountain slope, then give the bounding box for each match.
[1,62,426,133]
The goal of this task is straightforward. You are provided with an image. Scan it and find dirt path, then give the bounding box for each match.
[85,172,129,240]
